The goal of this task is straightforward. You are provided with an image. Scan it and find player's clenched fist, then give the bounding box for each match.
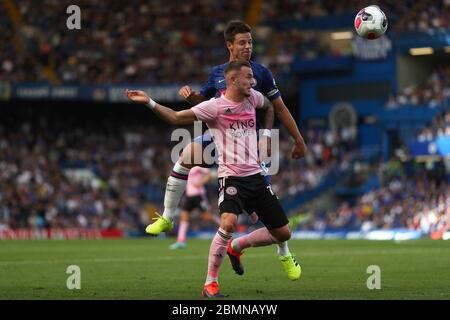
[178,86,194,99]
[125,89,150,104]
[290,141,307,159]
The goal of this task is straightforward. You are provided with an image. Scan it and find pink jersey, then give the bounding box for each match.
[191,89,264,178]
[186,166,211,197]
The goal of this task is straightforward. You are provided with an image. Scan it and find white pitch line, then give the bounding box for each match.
[0,248,448,266]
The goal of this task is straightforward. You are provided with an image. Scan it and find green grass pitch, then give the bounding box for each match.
[0,239,449,299]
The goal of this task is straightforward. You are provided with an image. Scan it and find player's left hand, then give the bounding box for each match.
[291,141,307,159]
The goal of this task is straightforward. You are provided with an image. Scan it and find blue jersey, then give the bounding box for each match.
[200,60,281,101]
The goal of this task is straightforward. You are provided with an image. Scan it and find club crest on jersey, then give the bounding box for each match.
[225,186,238,196]
[243,101,253,112]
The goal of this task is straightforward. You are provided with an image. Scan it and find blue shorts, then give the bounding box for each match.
[193,132,214,149]
[192,133,271,184]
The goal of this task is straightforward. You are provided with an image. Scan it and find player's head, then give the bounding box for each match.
[224,20,252,61]
[224,60,255,97]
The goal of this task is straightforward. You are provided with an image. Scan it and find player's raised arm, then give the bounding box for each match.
[178,85,208,106]
[125,89,197,125]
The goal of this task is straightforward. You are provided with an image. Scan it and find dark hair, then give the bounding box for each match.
[224,20,251,43]
[224,60,251,75]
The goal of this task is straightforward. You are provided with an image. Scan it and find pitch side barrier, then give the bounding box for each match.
[3,228,448,240]
[0,83,201,102]
[0,228,124,240]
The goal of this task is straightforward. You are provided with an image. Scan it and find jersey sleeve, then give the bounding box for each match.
[191,99,218,123]
[199,67,218,99]
[251,89,265,109]
[261,67,281,101]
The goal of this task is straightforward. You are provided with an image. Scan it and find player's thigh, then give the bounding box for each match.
[198,195,211,212]
[246,186,288,230]
[218,177,245,218]
[188,133,216,167]
[179,141,202,167]
[180,196,197,212]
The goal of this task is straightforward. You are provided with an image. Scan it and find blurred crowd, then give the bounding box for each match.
[429,107,450,137]
[385,65,450,109]
[2,0,450,238]
[2,0,449,85]
[302,159,450,234]
[260,0,449,80]
[0,107,174,231]
[416,108,450,141]
[394,0,450,33]
[2,0,246,84]
[271,127,356,197]
[259,0,414,25]
[1,106,357,232]
[0,110,447,236]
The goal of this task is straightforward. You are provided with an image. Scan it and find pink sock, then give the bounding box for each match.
[177,221,189,243]
[232,227,279,252]
[205,228,232,285]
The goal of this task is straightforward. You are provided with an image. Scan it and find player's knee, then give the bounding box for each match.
[220,221,236,233]
[180,211,189,221]
[275,229,291,243]
[220,213,237,233]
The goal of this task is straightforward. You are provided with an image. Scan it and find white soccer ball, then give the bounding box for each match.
[354,5,388,40]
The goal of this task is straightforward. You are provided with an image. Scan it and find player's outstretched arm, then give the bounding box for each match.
[178,85,208,106]
[125,89,197,125]
[270,97,307,159]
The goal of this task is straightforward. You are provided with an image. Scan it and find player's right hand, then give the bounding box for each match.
[178,86,194,100]
[125,89,150,104]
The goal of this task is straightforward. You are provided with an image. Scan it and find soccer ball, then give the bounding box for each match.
[354,5,388,40]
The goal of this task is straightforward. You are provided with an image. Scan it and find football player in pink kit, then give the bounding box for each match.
[148,21,305,282]
[125,60,307,298]
[169,166,218,250]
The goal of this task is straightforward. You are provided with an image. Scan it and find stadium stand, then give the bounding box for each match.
[1,0,450,241]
